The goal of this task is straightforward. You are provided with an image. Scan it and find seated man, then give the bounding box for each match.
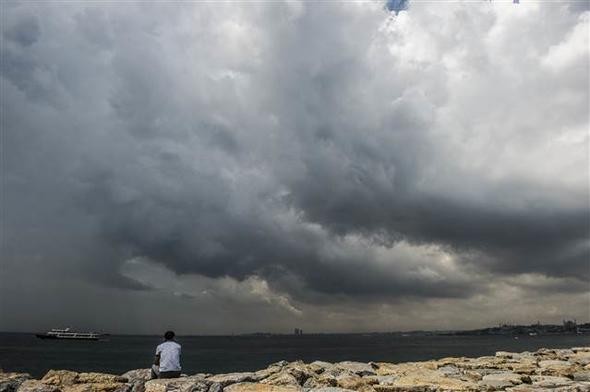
[151,331,182,379]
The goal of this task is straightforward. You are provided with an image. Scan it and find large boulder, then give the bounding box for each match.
[223,383,300,392]
[205,374,257,388]
[259,373,299,387]
[495,352,522,360]
[332,376,366,391]
[360,376,395,387]
[372,361,438,377]
[120,371,151,384]
[302,378,329,390]
[258,362,316,387]
[0,373,32,392]
[435,365,462,378]
[307,388,355,392]
[504,386,544,392]
[144,377,208,392]
[76,375,127,385]
[120,370,151,392]
[302,369,367,391]
[529,375,574,389]
[435,357,470,369]
[503,360,538,375]
[42,371,79,386]
[17,381,60,392]
[537,360,578,378]
[282,363,314,385]
[334,363,375,377]
[41,370,130,392]
[253,366,283,382]
[569,352,590,367]
[368,364,399,378]
[309,369,357,389]
[308,363,333,376]
[377,368,477,392]
[479,372,527,390]
[574,371,590,382]
[62,384,130,392]
[466,356,508,371]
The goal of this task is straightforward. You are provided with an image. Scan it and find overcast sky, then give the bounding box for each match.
[1,0,589,335]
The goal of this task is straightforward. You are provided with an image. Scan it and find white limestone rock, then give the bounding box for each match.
[334,364,375,377]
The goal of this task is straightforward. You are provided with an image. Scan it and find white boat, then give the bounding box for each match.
[36,328,106,341]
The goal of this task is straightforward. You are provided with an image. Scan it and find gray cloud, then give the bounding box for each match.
[1,1,588,332]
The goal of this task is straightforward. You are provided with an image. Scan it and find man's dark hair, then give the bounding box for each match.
[164,331,175,341]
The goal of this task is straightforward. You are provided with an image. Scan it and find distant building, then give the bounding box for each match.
[563,320,577,332]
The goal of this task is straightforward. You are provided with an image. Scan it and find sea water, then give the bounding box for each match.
[1,333,588,378]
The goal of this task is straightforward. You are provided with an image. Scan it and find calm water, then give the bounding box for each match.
[1,333,588,378]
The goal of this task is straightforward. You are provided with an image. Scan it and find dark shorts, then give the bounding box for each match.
[159,371,181,379]
[151,366,181,379]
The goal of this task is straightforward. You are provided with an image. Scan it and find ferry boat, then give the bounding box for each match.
[35,328,106,341]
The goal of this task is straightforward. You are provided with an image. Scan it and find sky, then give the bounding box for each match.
[1,0,589,335]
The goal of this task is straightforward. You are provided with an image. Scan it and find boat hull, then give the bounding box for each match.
[36,334,100,341]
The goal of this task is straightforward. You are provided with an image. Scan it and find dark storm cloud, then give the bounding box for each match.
[569,1,590,13]
[288,181,590,279]
[1,0,589,332]
[80,162,478,300]
[3,15,40,47]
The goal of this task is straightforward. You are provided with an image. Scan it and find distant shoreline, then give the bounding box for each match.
[2,321,589,337]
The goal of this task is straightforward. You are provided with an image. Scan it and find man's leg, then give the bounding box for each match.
[151,365,160,379]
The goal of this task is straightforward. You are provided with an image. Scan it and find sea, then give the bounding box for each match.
[1,333,588,379]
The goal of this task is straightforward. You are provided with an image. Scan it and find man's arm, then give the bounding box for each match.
[154,345,161,367]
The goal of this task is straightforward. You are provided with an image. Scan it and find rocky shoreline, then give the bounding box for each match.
[2,347,590,392]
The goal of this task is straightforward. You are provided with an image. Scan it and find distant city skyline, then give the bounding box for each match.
[1,0,588,335]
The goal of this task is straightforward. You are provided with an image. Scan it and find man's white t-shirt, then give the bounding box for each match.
[156,341,182,372]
